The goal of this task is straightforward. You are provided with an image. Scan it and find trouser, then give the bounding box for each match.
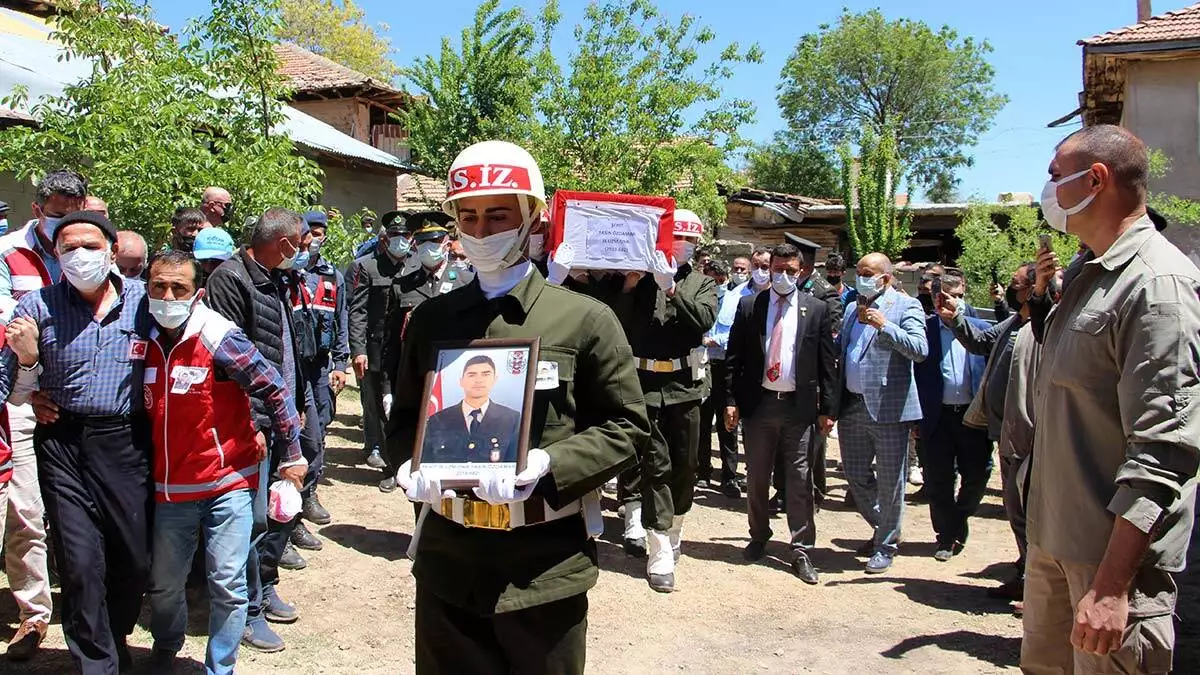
[697,360,737,482]
[999,453,1028,569]
[415,586,587,675]
[35,413,152,675]
[306,356,334,432]
[924,406,993,549]
[1021,544,1175,674]
[838,395,908,556]
[618,400,700,532]
[809,431,828,504]
[149,489,254,675]
[360,369,389,457]
[4,409,52,624]
[743,396,815,559]
[299,375,325,496]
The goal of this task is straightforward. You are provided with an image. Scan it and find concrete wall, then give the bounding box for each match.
[319,163,398,217]
[1123,58,1200,200]
[290,99,371,143]
[0,171,38,226]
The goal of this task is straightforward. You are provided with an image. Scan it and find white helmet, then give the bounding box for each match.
[673,209,704,240]
[442,141,547,268]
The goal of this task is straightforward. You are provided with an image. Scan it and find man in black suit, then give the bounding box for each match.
[423,355,520,463]
[724,243,839,584]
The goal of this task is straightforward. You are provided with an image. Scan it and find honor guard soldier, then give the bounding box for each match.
[619,209,718,593]
[348,212,414,472]
[389,140,648,674]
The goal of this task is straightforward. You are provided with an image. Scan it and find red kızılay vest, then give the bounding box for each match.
[3,243,52,298]
[145,304,259,503]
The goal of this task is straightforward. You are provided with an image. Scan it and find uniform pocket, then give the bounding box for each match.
[533,347,576,430]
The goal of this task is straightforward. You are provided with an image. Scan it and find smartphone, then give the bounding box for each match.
[1039,233,1053,253]
[990,266,1000,287]
[931,275,942,298]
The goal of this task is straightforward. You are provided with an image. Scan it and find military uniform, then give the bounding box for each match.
[386,267,648,672]
[347,246,409,458]
[304,257,350,430]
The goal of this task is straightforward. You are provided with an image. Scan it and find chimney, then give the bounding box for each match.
[1138,0,1153,22]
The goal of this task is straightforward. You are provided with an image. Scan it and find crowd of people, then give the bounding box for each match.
[0,123,1191,675]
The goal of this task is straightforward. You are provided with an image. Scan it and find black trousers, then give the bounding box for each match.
[618,400,700,532]
[36,414,152,675]
[359,369,389,458]
[924,406,994,548]
[697,360,738,482]
[415,587,587,675]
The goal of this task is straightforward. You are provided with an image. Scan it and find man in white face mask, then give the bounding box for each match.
[390,140,648,674]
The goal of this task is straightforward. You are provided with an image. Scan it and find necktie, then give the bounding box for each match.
[766,294,788,382]
[469,409,481,436]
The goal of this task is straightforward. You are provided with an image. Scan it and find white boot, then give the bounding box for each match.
[623,503,647,557]
[667,515,684,563]
[646,530,676,593]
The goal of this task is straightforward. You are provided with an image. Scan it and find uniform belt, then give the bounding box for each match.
[437,496,581,530]
[635,357,685,373]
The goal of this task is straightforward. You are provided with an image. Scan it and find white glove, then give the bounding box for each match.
[652,250,676,292]
[382,393,393,420]
[396,459,455,504]
[547,243,575,285]
[471,448,551,505]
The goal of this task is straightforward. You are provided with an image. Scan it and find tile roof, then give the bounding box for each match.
[273,42,397,93]
[1082,3,1200,46]
[397,173,446,209]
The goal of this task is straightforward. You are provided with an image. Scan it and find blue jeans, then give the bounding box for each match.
[149,489,254,675]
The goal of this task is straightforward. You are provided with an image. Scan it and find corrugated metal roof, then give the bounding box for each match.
[1082,2,1200,46]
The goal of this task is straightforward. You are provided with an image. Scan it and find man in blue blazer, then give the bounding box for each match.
[913,275,993,564]
[836,253,928,574]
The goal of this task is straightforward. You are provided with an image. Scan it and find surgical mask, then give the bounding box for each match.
[293,250,311,269]
[59,247,112,292]
[856,275,884,301]
[460,229,523,273]
[1006,286,1024,313]
[39,216,61,243]
[672,241,696,265]
[387,236,412,259]
[275,239,299,270]
[751,267,770,287]
[418,242,446,268]
[730,272,749,286]
[772,271,797,296]
[0,218,9,235]
[149,297,195,330]
[528,234,545,261]
[1040,169,1095,233]
[309,237,325,255]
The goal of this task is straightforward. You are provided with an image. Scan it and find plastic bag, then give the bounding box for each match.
[267,480,302,523]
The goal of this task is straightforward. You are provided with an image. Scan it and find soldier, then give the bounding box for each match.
[347,212,413,471]
[375,216,472,492]
[389,140,648,673]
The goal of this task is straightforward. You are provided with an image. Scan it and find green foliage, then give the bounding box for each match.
[315,206,375,268]
[1146,148,1200,226]
[777,8,1006,197]
[840,127,912,259]
[278,0,402,82]
[954,203,1078,307]
[0,0,323,244]
[744,130,839,198]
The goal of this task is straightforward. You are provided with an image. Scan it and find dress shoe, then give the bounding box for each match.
[278,542,307,571]
[264,590,299,624]
[365,449,386,470]
[907,486,929,504]
[865,551,894,574]
[623,537,647,558]
[378,476,397,493]
[720,480,742,499]
[291,522,323,551]
[792,556,819,585]
[242,621,285,653]
[933,548,953,562]
[302,493,331,525]
[742,540,766,562]
[767,493,783,515]
[147,648,177,674]
[694,472,711,487]
[648,572,675,593]
[6,618,46,662]
[854,539,876,557]
[987,576,1025,601]
[735,475,747,491]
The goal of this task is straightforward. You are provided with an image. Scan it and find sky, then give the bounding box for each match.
[148,0,1192,203]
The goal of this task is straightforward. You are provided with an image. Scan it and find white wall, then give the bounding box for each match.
[1123,57,1200,200]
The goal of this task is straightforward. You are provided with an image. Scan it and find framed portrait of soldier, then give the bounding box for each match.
[411,338,540,487]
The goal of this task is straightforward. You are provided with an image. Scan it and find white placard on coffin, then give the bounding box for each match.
[550,191,674,273]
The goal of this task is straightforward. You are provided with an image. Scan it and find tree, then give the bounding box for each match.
[840,127,912,259]
[1147,148,1200,226]
[277,0,401,82]
[0,0,323,243]
[744,130,839,198]
[777,9,1006,197]
[954,203,1078,307]
[401,0,542,176]
[533,0,762,228]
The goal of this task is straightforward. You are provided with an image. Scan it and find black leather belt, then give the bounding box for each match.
[942,403,970,414]
[762,389,795,400]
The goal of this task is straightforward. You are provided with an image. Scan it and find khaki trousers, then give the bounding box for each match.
[1021,543,1175,675]
[3,407,52,624]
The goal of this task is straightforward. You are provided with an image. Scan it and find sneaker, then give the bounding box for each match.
[378,476,397,493]
[264,590,299,624]
[365,449,387,470]
[6,619,46,662]
[242,621,285,653]
[865,552,894,574]
[291,522,323,551]
[933,548,953,562]
[302,493,331,525]
[278,542,307,571]
[907,466,924,486]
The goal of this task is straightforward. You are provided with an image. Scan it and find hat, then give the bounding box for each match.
[0,201,9,214]
[193,227,235,261]
[303,210,328,228]
[673,209,704,239]
[380,210,408,232]
[783,233,821,256]
[406,211,454,239]
[53,210,116,244]
[413,224,450,243]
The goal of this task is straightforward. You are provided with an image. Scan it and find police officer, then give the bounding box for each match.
[348,212,413,471]
[390,140,648,674]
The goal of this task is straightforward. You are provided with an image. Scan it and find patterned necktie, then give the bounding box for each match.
[766,294,788,382]
[469,409,481,436]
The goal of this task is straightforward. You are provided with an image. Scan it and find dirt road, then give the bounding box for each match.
[4,385,1196,674]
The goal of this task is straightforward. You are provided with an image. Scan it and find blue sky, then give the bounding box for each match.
[151,0,1189,202]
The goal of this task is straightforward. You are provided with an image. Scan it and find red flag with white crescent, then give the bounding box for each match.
[427,371,442,417]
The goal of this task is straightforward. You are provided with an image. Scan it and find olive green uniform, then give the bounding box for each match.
[385,268,649,673]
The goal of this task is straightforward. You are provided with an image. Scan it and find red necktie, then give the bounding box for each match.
[766,294,787,382]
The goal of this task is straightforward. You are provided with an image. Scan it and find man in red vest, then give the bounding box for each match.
[139,251,306,674]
